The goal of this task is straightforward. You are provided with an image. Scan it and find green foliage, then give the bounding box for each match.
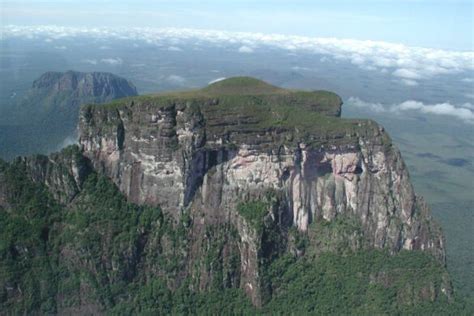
[58,172,168,308]
[289,227,309,251]
[307,216,365,255]
[0,160,62,314]
[0,159,469,314]
[430,201,474,309]
[202,76,283,95]
[263,250,467,315]
[237,200,269,230]
[0,165,253,314]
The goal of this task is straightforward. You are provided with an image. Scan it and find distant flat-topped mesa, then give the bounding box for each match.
[0,70,138,160]
[79,78,444,303]
[32,70,138,100]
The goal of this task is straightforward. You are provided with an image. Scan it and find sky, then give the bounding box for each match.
[1,0,473,51]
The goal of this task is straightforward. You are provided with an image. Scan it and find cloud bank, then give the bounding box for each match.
[2,25,473,86]
[167,46,182,51]
[100,57,123,65]
[238,45,254,53]
[166,74,186,84]
[348,97,474,123]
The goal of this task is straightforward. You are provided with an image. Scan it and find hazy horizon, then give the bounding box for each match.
[1,0,473,51]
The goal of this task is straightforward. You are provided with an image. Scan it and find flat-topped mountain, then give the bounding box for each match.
[31,71,137,105]
[23,70,137,123]
[0,78,461,314]
[80,77,446,302]
[0,71,137,160]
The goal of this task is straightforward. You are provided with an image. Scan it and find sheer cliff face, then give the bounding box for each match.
[78,78,445,304]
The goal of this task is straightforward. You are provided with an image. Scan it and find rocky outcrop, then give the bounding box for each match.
[13,147,91,205]
[78,77,446,305]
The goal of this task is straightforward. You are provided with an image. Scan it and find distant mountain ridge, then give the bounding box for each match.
[0,71,137,160]
[31,71,137,104]
[23,70,137,120]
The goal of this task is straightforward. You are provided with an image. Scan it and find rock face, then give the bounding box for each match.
[78,77,445,305]
[14,148,91,205]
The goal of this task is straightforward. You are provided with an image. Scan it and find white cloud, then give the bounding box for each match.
[350,54,365,66]
[292,66,311,71]
[57,135,78,152]
[82,58,98,65]
[399,79,419,86]
[372,56,396,68]
[348,97,474,123]
[462,77,474,83]
[394,100,474,122]
[208,77,226,85]
[168,46,182,51]
[166,74,186,84]
[393,68,423,80]
[100,57,123,65]
[460,102,474,109]
[347,97,386,112]
[54,45,67,50]
[3,25,473,82]
[464,93,474,100]
[238,45,254,53]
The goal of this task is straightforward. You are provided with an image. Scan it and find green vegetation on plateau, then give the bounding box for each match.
[84,77,388,150]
